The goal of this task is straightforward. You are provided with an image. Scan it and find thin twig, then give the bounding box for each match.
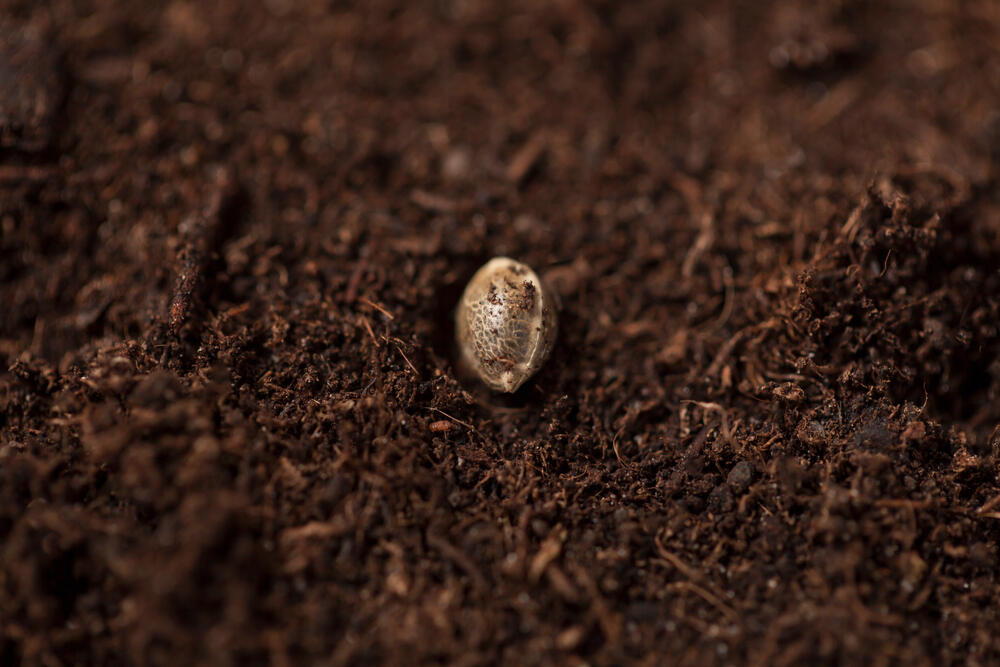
[358,296,395,320]
[391,340,419,376]
[977,493,1000,515]
[682,400,734,446]
[426,532,487,591]
[667,580,739,624]
[654,534,739,623]
[168,167,239,334]
[360,315,378,347]
[611,426,630,469]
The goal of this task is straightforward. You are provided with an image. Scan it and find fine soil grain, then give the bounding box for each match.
[2,1,1000,665]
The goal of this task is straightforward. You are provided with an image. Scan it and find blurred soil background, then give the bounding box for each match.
[2,0,1000,664]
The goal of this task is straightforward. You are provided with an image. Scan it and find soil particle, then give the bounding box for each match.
[0,19,63,152]
[727,461,754,493]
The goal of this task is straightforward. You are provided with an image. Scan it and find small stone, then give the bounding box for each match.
[727,461,754,493]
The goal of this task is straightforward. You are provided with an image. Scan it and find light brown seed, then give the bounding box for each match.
[455,257,557,393]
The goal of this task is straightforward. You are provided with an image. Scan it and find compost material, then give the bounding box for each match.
[2,1,1000,664]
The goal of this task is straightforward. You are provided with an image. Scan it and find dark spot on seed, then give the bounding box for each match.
[518,280,536,310]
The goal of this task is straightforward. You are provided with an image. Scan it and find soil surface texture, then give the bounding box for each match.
[2,1,1000,665]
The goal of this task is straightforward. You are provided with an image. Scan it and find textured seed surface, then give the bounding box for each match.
[456,257,557,392]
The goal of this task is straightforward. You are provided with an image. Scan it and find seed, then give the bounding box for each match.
[455,257,557,393]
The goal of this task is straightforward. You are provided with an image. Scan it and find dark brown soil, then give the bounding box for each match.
[2,1,1000,665]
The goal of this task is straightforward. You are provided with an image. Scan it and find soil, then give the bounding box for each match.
[2,1,1000,665]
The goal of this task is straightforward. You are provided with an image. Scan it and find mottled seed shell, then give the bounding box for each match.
[455,257,558,393]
